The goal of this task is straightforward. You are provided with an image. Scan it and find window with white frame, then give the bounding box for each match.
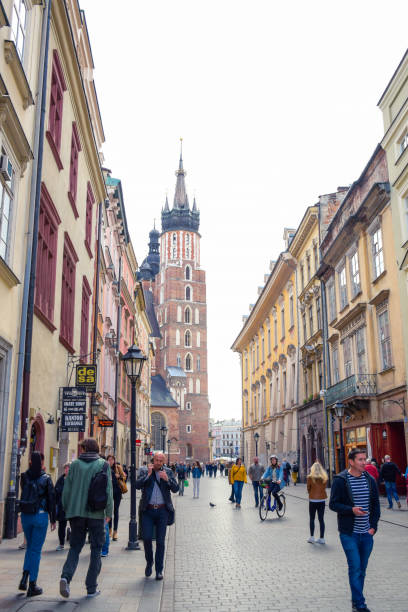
[316,296,322,330]
[196,379,200,393]
[186,425,191,433]
[184,306,191,323]
[177,306,181,322]
[274,317,278,346]
[186,402,191,410]
[185,233,191,259]
[185,353,192,371]
[327,280,337,322]
[195,308,199,324]
[0,153,15,262]
[308,305,313,336]
[332,344,340,384]
[371,228,384,279]
[267,327,271,354]
[399,131,408,155]
[196,331,200,347]
[11,0,27,60]
[185,265,191,280]
[356,327,366,373]
[176,353,181,367]
[281,307,285,338]
[196,356,200,371]
[339,265,348,310]
[185,285,191,301]
[343,336,353,378]
[184,330,191,347]
[261,332,265,361]
[350,251,361,296]
[378,309,392,370]
[302,313,307,343]
[289,295,294,327]
[175,329,180,345]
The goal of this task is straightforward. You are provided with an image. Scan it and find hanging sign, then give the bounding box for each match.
[75,364,97,392]
[62,387,86,414]
[99,419,114,428]
[61,412,86,432]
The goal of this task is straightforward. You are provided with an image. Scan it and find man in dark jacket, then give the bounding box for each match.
[136,452,179,580]
[379,454,402,509]
[176,462,187,495]
[55,463,70,550]
[329,448,380,612]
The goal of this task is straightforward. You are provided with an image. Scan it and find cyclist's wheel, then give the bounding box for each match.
[259,495,268,521]
[276,494,286,517]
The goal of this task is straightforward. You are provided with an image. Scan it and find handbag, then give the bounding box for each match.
[118,477,128,494]
[167,507,175,526]
[184,479,189,487]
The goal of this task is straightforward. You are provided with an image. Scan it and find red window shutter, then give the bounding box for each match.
[84,182,95,258]
[46,50,67,168]
[34,184,61,327]
[60,232,79,351]
[80,276,92,361]
[68,122,81,216]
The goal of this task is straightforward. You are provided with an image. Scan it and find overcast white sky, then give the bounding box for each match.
[82,0,407,420]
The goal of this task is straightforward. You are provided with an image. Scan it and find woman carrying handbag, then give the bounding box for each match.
[107,455,127,541]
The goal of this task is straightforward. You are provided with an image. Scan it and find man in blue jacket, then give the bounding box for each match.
[329,448,380,612]
[136,452,179,580]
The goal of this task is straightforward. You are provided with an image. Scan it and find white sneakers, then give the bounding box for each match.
[56,544,64,551]
[307,536,326,544]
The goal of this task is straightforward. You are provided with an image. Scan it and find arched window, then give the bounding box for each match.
[177,306,181,322]
[184,307,191,323]
[185,265,191,280]
[186,401,192,410]
[151,412,166,450]
[185,285,191,301]
[185,234,191,259]
[196,331,200,347]
[177,353,181,367]
[197,356,201,371]
[176,329,180,345]
[185,353,192,371]
[172,233,177,245]
[196,379,200,394]
[189,378,193,393]
[195,308,199,324]
[185,330,191,347]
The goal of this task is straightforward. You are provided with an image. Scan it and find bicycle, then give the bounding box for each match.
[259,480,286,520]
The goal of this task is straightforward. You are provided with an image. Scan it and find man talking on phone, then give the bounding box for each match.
[136,452,179,580]
[330,448,380,612]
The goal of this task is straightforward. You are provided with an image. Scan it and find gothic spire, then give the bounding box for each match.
[163,195,169,212]
[192,197,198,212]
[173,138,189,209]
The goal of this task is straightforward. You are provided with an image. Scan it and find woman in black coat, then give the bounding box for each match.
[54,463,70,550]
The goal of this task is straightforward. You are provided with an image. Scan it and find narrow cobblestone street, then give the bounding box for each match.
[162,476,408,612]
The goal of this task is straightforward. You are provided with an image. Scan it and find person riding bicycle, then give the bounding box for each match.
[262,455,284,511]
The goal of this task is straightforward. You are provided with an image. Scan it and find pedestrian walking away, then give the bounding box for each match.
[59,438,113,599]
[18,451,56,597]
[176,462,187,495]
[192,461,202,498]
[230,458,247,508]
[248,457,265,507]
[107,454,127,540]
[281,458,291,486]
[227,462,235,502]
[55,463,71,550]
[379,454,402,509]
[136,452,179,580]
[291,460,299,485]
[307,461,328,544]
[262,455,284,511]
[364,459,379,482]
[329,447,380,612]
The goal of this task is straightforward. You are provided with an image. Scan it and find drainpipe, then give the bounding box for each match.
[113,255,122,455]
[4,0,51,539]
[320,279,332,485]
[90,201,103,437]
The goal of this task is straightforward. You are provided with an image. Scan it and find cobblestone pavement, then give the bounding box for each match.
[0,495,165,612]
[161,476,408,612]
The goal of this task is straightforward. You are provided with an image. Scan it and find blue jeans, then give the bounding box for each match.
[233,480,244,505]
[252,481,262,505]
[385,481,399,507]
[102,521,110,555]
[21,511,49,581]
[340,532,374,609]
[142,507,168,573]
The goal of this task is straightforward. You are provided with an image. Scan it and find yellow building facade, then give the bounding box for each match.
[232,235,298,467]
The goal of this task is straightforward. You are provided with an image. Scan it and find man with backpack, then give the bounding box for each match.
[59,438,113,599]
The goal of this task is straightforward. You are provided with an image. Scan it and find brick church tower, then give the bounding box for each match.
[139,147,210,462]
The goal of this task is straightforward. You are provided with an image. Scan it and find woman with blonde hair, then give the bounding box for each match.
[306,461,328,544]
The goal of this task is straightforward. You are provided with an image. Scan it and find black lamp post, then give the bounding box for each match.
[166,438,171,466]
[254,432,260,457]
[334,402,346,472]
[161,425,168,453]
[122,344,146,551]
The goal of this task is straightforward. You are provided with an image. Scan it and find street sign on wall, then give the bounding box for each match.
[75,364,97,392]
[99,419,114,428]
[135,439,141,446]
[62,387,86,413]
[61,412,86,432]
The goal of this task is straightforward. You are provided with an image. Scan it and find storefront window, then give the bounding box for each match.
[346,430,356,444]
[356,427,366,443]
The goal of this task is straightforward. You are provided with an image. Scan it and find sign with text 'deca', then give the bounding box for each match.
[61,412,86,432]
[62,387,86,414]
[75,364,97,392]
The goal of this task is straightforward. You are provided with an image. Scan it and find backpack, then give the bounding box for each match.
[19,476,41,514]
[87,461,109,512]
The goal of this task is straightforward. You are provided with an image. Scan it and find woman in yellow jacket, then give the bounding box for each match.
[230,458,247,508]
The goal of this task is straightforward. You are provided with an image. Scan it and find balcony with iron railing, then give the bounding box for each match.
[326,373,377,407]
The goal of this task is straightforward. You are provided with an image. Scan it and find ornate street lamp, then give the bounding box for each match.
[122,344,146,551]
[334,402,346,472]
[161,425,168,453]
[254,432,260,457]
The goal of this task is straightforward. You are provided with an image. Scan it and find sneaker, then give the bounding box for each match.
[87,590,101,598]
[56,544,64,551]
[60,577,70,599]
[316,538,326,544]
[397,501,401,509]
[101,552,108,557]
[18,542,26,550]
[307,536,315,543]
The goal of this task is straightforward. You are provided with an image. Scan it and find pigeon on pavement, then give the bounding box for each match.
[209,502,216,507]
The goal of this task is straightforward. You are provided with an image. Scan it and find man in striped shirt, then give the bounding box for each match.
[329,448,380,612]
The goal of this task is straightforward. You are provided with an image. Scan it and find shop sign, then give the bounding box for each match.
[62,387,86,413]
[61,412,86,432]
[75,364,97,392]
[99,419,114,428]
